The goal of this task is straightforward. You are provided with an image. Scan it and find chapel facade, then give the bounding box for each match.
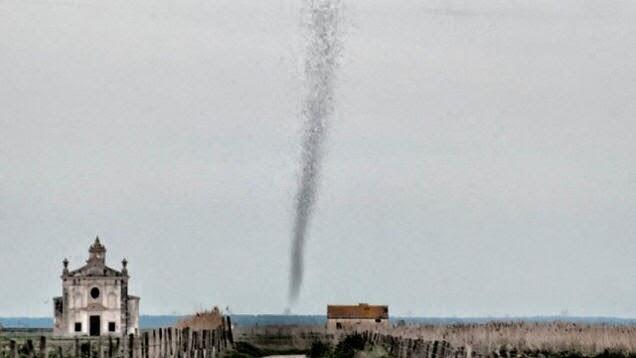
[53,238,140,337]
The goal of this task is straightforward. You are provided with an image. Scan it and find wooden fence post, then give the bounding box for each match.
[156,329,162,358]
[165,328,169,358]
[182,328,189,356]
[128,334,135,358]
[115,337,122,358]
[97,337,103,358]
[201,330,207,358]
[137,333,143,358]
[430,341,438,358]
[205,330,211,358]
[39,336,47,358]
[205,330,210,358]
[183,329,189,358]
[190,328,194,357]
[182,327,187,358]
[211,328,216,355]
[186,328,192,358]
[153,329,158,358]
[170,328,176,358]
[175,328,179,357]
[173,328,183,358]
[25,339,35,358]
[210,329,216,358]
[172,328,181,357]
[215,328,220,353]
[144,331,150,358]
[201,330,205,358]
[191,331,197,358]
[165,328,170,358]
[422,342,431,358]
[195,330,201,358]
[439,341,448,358]
[140,334,145,358]
[209,329,214,357]
[209,330,214,358]
[166,328,170,358]
[9,340,17,358]
[121,335,127,358]
[212,329,217,354]
[225,317,233,346]
[80,341,91,358]
[220,319,226,350]
[139,334,144,358]
[164,328,168,358]
[168,328,173,358]
[108,337,114,358]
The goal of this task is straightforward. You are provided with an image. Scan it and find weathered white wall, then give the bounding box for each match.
[327,318,390,331]
[58,277,124,336]
[128,298,140,334]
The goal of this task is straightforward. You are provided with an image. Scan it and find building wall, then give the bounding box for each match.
[53,297,64,334]
[55,276,124,336]
[127,298,140,334]
[53,240,139,337]
[327,318,390,331]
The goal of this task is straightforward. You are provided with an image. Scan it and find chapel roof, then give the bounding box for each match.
[63,237,127,278]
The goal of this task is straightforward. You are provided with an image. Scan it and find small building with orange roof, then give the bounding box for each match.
[327,303,389,331]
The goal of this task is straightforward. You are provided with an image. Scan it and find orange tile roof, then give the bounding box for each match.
[327,303,389,319]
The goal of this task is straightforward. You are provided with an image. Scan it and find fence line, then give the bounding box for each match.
[359,330,472,358]
[1,317,234,358]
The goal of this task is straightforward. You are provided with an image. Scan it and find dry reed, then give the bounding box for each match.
[235,322,636,355]
[373,322,636,355]
[174,307,224,331]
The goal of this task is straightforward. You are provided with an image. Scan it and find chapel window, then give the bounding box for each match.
[90,287,100,299]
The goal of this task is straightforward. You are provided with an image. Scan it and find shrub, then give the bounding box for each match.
[332,333,366,358]
[310,340,331,357]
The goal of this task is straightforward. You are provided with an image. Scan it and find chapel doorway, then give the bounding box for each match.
[89,315,101,336]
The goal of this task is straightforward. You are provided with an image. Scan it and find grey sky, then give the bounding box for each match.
[1,0,635,318]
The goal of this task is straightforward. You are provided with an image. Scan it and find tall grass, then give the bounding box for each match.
[378,322,636,355]
[174,307,223,331]
[235,322,636,355]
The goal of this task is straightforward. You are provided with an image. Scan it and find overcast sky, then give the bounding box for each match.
[1,0,635,318]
